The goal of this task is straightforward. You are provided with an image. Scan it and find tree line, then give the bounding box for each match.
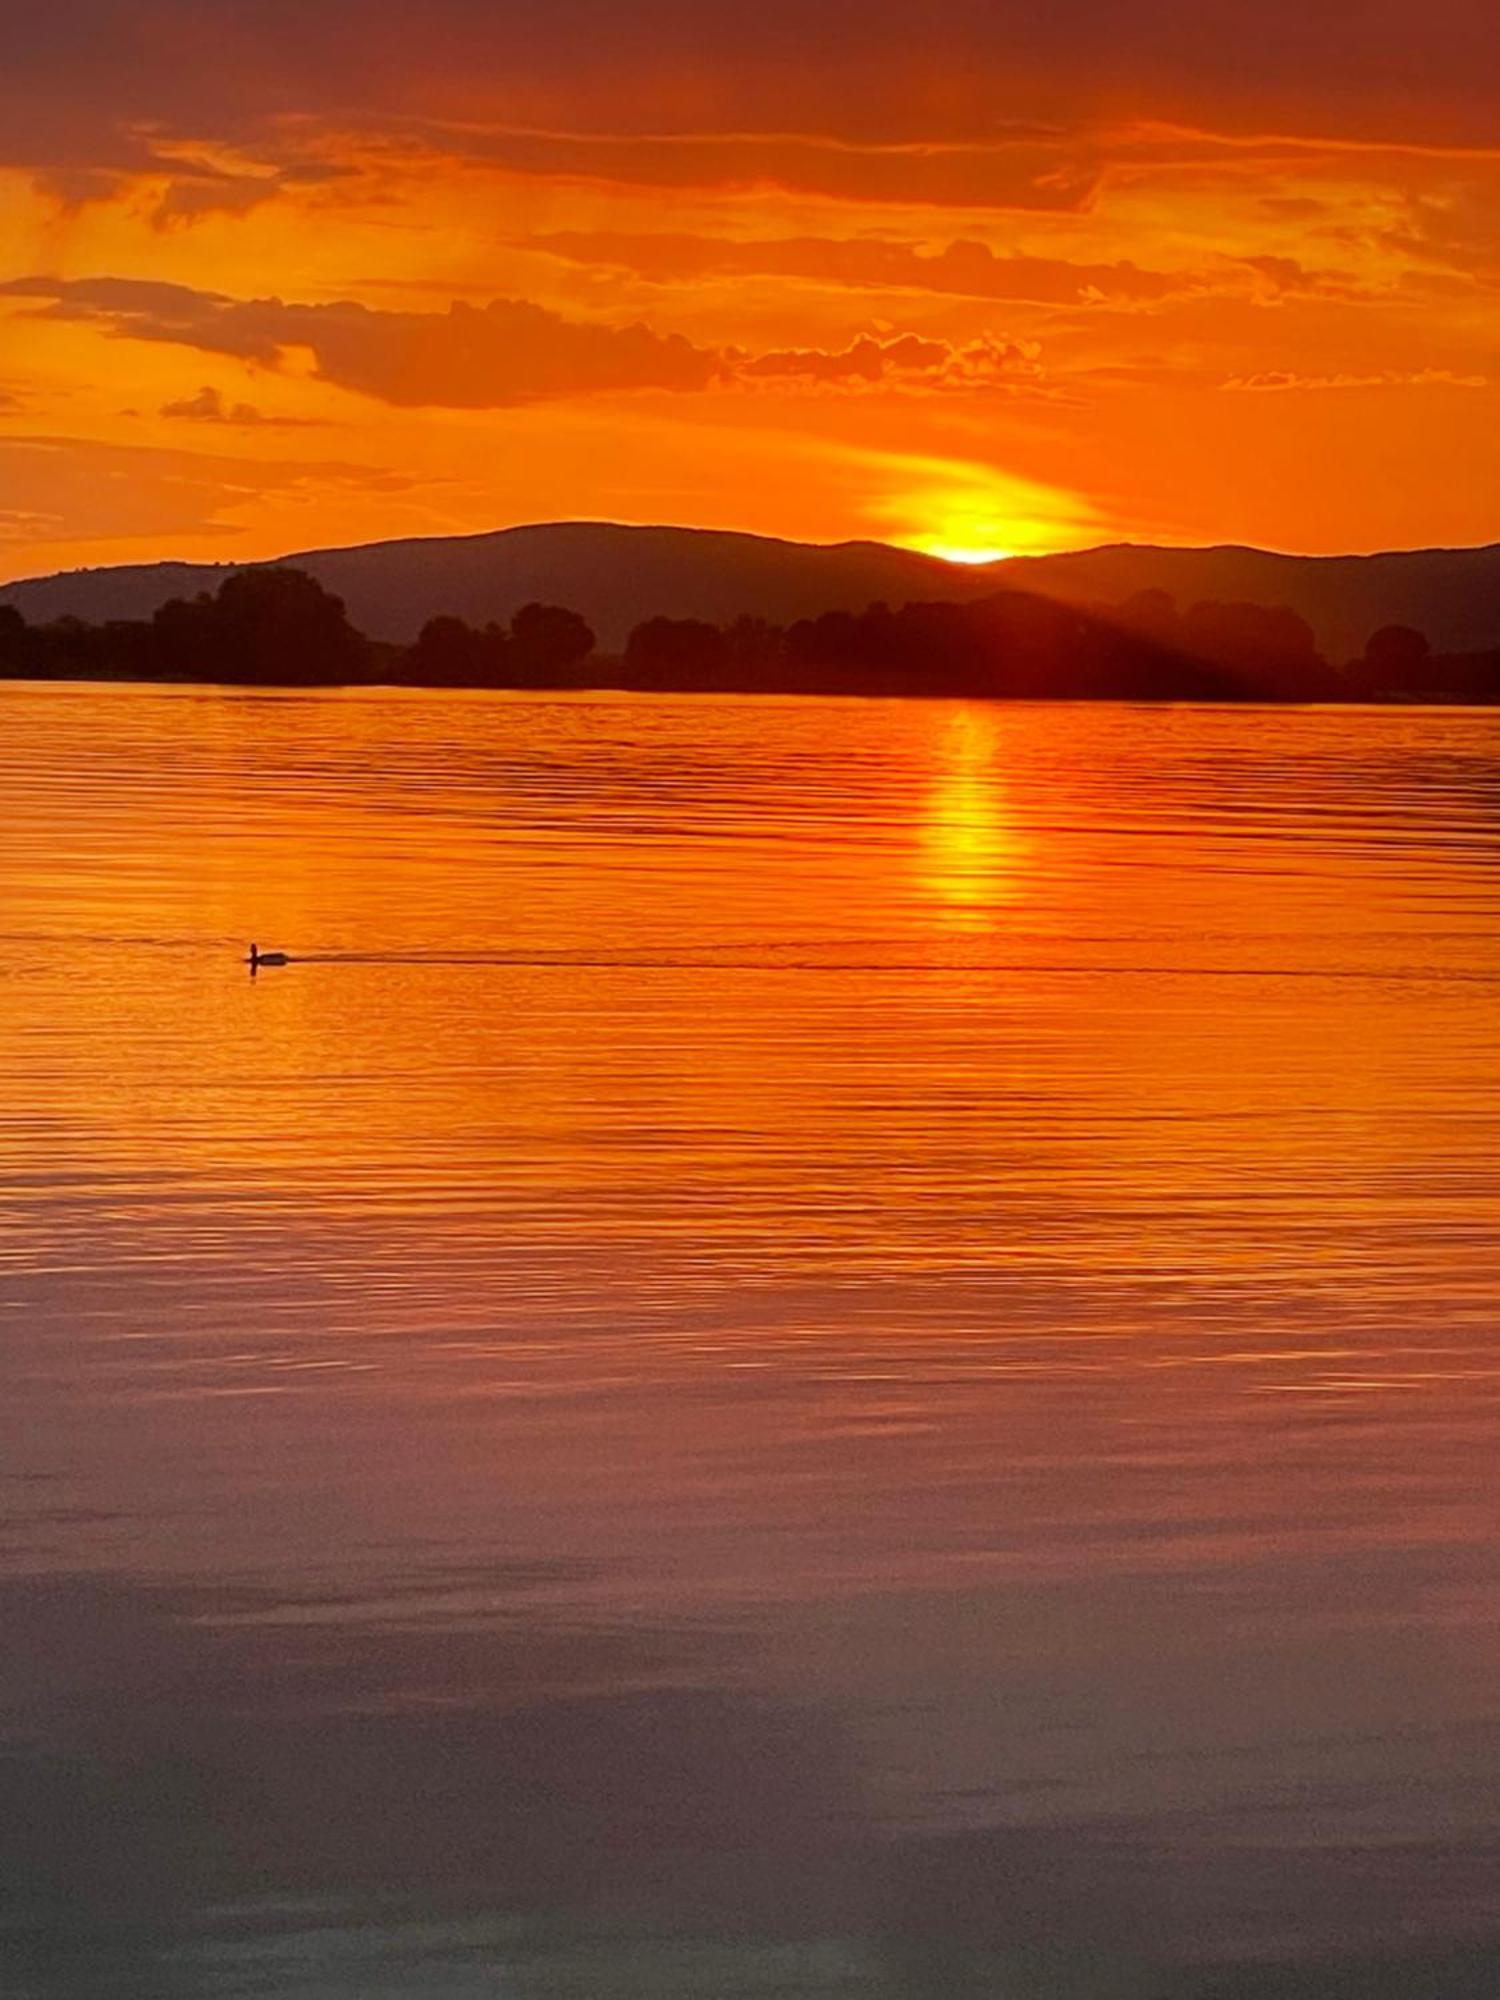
[2,565,1496,703]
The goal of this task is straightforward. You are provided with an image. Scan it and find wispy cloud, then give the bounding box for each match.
[1225,367,1489,391]
[523,231,1192,308]
[159,385,319,426]
[0,432,416,548]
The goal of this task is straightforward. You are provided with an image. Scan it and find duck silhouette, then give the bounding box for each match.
[246,942,291,973]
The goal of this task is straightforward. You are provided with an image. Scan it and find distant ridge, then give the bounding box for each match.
[1003,540,1500,663]
[6,521,1500,659]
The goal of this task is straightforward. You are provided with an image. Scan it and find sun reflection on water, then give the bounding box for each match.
[917,705,1026,927]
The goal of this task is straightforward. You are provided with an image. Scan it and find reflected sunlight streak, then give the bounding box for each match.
[917,705,1027,927]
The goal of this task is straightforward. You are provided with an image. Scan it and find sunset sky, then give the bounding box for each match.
[2,0,1497,579]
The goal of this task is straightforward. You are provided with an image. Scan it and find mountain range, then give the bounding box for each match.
[5,523,1500,660]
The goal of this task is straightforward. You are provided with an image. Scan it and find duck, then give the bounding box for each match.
[246,942,291,971]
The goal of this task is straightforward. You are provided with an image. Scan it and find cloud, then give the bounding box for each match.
[1260,195,1330,220]
[1366,184,1500,288]
[2,276,293,364]
[0,432,416,549]
[3,275,1042,408]
[4,0,1500,200]
[1239,253,1367,300]
[311,297,720,404]
[738,331,1045,393]
[7,13,1500,247]
[146,149,356,228]
[158,385,316,426]
[2,118,345,226]
[524,231,1190,307]
[1224,368,1490,391]
[417,125,1103,211]
[2,277,719,405]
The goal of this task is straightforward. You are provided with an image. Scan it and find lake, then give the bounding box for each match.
[4,684,1500,1997]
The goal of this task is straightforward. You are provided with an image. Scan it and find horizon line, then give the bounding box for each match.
[6,516,1500,590]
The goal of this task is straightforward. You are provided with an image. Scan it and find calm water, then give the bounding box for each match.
[4,685,1500,1996]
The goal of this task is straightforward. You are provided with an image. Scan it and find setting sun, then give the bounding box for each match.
[916,542,1016,567]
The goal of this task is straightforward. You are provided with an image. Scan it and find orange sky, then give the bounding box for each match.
[1,1,1497,578]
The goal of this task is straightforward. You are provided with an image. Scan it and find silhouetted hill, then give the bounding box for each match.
[999,542,1500,664]
[0,525,994,653]
[5,522,1500,658]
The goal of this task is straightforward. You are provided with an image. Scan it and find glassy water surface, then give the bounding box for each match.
[3,685,1500,1995]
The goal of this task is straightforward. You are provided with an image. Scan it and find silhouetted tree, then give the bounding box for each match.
[395,604,595,688]
[1182,600,1318,670]
[403,615,508,687]
[724,615,781,674]
[10,573,1498,705]
[1179,600,1331,697]
[0,602,34,674]
[152,568,369,684]
[1365,624,1432,683]
[1115,589,1183,647]
[1359,623,1500,701]
[38,615,138,679]
[623,616,730,687]
[148,594,214,679]
[508,603,596,683]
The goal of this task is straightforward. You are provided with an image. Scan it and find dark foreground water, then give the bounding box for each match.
[4,685,1500,1996]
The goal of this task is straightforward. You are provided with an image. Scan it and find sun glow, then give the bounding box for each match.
[919,542,1016,566]
[862,448,1103,570]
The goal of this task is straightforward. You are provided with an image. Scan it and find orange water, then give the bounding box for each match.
[4,685,1500,1993]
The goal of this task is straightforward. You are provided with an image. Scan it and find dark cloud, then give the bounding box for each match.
[4,3,1500,164]
[145,156,356,229]
[308,297,721,404]
[3,276,1042,407]
[1,278,720,405]
[0,110,341,224]
[3,276,292,366]
[0,4,1493,284]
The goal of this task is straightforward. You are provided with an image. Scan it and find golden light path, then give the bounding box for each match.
[918,704,1027,925]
